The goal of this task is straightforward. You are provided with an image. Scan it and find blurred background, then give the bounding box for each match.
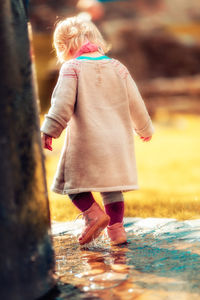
[29,0,200,221]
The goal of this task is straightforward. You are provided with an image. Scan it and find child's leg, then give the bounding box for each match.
[101,191,124,225]
[101,191,127,245]
[68,192,110,245]
[68,192,95,212]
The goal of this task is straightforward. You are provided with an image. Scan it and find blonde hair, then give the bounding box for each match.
[53,16,111,63]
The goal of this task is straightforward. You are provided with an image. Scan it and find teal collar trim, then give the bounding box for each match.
[76,55,111,60]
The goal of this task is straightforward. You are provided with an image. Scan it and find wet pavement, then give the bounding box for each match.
[49,218,200,300]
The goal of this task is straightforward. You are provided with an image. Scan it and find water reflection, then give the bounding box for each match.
[50,218,200,299]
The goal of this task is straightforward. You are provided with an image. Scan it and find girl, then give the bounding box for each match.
[41,16,154,246]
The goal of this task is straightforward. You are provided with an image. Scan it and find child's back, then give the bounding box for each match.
[42,56,153,195]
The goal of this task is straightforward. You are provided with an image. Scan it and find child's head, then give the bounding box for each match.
[53,16,110,63]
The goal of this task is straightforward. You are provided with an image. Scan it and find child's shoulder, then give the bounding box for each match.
[109,58,130,79]
[60,59,81,74]
[60,59,80,70]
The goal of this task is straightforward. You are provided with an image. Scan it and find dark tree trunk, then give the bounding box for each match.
[0,0,55,299]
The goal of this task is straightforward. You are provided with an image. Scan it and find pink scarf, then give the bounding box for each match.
[74,41,100,58]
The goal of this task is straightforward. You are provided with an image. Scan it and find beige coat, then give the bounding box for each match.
[41,57,154,195]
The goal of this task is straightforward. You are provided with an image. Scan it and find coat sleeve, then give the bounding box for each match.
[126,73,154,137]
[41,62,77,138]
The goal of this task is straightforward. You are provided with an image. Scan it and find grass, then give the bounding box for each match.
[43,113,200,221]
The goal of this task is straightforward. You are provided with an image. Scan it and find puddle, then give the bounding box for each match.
[48,218,200,300]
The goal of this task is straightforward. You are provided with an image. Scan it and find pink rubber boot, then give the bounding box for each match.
[107,222,127,245]
[79,202,110,245]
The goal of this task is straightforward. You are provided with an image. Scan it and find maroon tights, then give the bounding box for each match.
[68,191,124,226]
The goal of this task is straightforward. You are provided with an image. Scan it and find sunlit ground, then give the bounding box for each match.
[42,113,200,222]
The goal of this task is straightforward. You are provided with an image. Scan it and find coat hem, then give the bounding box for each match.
[51,185,139,195]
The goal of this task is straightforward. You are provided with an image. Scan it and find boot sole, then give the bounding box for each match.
[111,237,127,246]
[79,215,110,245]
